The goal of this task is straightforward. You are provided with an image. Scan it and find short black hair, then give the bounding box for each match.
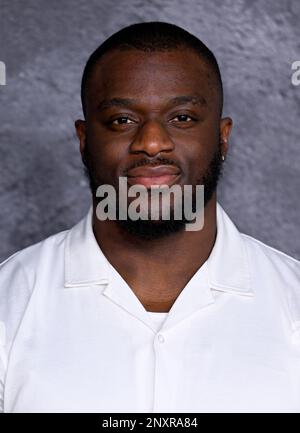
[80,21,223,117]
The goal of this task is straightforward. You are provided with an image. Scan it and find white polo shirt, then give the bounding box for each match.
[0,202,300,413]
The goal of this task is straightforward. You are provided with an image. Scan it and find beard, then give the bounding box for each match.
[82,140,224,240]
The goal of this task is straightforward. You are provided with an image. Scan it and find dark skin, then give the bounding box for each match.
[75,48,232,312]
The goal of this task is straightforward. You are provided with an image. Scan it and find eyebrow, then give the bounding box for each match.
[97,94,207,112]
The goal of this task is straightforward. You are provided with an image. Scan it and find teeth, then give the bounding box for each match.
[150,184,170,190]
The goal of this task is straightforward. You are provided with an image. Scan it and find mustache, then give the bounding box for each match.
[123,157,181,176]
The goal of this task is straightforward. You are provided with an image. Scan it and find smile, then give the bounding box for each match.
[126,165,182,187]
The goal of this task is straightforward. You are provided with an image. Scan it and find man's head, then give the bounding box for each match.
[75,21,232,238]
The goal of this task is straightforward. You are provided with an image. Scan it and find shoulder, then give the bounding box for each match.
[241,233,300,329]
[0,228,69,293]
[0,228,69,350]
[241,233,300,274]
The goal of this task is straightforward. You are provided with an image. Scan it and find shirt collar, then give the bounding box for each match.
[64,205,110,287]
[207,202,254,297]
[64,202,254,297]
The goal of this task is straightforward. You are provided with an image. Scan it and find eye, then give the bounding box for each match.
[112,116,135,125]
[171,114,195,123]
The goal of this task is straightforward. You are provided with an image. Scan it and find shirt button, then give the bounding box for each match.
[157,334,165,343]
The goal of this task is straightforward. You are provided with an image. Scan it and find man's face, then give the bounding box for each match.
[76,48,232,237]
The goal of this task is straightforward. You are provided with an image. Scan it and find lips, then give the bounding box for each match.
[126,165,181,188]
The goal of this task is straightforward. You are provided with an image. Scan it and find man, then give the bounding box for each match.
[0,22,299,413]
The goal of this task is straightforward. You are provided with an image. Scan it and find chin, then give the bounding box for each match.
[117,218,187,240]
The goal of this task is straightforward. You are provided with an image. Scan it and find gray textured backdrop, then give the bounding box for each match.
[0,0,299,262]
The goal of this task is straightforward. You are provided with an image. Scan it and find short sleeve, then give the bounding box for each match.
[0,322,7,412]
[0,252,32,412]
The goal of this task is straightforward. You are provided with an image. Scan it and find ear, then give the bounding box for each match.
[219,117,233,159]
[75,119,87,156]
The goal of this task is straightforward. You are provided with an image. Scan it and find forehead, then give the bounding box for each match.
[87,49,218,108]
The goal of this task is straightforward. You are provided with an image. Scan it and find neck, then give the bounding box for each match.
[92,193,217,312]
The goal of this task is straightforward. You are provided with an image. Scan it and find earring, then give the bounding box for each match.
[221,154,226,162]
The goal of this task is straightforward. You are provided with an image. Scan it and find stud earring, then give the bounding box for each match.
[221,155,226,162]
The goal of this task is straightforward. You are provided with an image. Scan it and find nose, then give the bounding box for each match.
[129,119,175,157]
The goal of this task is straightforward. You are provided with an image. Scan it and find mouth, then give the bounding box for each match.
[126,165,182,188]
